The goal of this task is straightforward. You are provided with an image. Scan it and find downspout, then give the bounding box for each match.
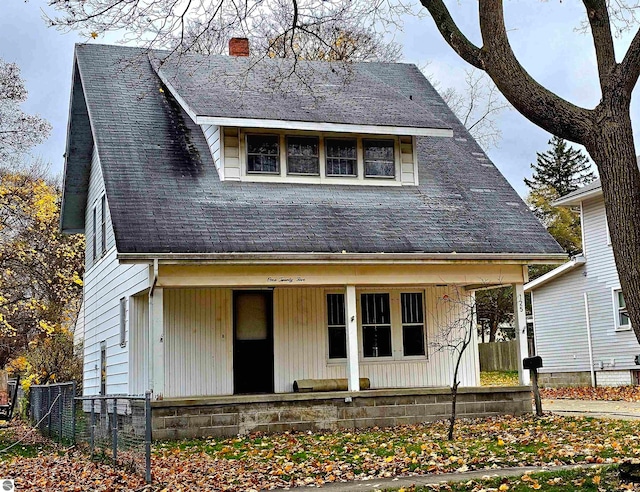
[148,259,158,393]
[584,292,596,387]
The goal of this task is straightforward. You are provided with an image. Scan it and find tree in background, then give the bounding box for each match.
[524,136,596,198]
[422,2,640,345]
[0,59,51,167]
[475,287,513,343]
[0,168,85,369]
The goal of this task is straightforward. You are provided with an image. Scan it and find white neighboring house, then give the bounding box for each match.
[525,181,640,387]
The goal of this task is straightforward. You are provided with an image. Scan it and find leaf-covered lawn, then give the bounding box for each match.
[541,385,640,402]
[5,415,640,490]
[404,466,640,491]
[481,371,519,386]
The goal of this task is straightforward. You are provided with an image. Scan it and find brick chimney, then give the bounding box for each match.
[229,38,250,57]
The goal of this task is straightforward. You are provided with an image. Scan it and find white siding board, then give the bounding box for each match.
[83,148,149,396]
[163,288,233,398]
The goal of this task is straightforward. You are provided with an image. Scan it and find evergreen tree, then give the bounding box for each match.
[524,136,596,196]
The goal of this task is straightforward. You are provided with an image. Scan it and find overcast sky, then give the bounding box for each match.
[3,1,639,197]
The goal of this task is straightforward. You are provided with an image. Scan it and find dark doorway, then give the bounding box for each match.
[233,290,274,394]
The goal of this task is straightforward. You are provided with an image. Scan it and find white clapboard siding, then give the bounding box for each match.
[581,196,640,370]
[163,288,234,398]
[83,147,150,396]
[532,266,589,373]
[201,124,223,180]
[532,195,640,376]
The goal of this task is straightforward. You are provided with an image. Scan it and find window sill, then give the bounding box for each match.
[615,326,632,332]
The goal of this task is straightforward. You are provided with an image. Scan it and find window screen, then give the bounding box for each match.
[287,136,319,175]
[101,195,107,253]
[401,292,425,356]
[325,139,357,176]
[327,293,347,359]
[247,134,279,173]
[363,139,395,177]
[617,290,630,328]
[361,293,392,357]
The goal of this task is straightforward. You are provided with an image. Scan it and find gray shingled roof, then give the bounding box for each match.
[151,52,449,130]
[62,43,564,256]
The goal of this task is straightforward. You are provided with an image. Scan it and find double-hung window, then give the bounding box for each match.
[363,139,395,178]
[247,134,279,173]
[325,138,357,176]
[361,293,392,357]
[614,289,630,330]
[401,293,426,356]
[327,293,347,359]
[287,136,319,175]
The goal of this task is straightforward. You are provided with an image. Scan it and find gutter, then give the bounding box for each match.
[584,292,596,387]
[524,255,586,292]
[118,252,568,265]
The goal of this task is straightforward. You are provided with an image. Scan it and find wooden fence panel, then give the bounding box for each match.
[478,340,519,372]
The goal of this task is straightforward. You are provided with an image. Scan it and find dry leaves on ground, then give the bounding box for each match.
[541,386,640,402]
[4,414,640,490]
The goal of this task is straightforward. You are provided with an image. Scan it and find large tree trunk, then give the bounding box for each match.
[584,117,640,344]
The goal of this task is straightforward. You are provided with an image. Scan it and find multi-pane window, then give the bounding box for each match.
[327,293,347,359]
[363,139,395,178]
[247,134,280,173]
[101,194,107,253]
[325,139,357,176]
[401,293,425,356]
[361,293,392,357]
[615,289,630,329]
[287,136,319,175]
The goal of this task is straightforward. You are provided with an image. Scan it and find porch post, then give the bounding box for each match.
[150,287,165,398]
[512,283,531,386]
[345,285,360,392]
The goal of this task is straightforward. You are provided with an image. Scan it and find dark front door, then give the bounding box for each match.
[233,290,274,394]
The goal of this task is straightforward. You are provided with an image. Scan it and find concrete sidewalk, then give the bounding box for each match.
[317,464,604,491]
[543,398,640,420]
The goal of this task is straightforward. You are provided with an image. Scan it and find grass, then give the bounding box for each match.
[0,421,53,460]
[396,465,636,491]
[481,371,520,386]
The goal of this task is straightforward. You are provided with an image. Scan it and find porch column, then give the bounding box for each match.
[512,283,531,385]
[345,285,360,392]
[149,287,165,398]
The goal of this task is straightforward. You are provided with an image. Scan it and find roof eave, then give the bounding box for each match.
[117,251,568,265]
[553,187,602,206]
[523,255,586,292]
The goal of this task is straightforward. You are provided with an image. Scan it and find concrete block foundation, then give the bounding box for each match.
[151,386,531,440]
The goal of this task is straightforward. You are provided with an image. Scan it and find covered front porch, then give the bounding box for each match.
[126,256,533,405]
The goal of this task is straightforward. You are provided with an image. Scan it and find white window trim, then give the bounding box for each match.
[238,128,408,187]
[324,288,428,364]
[326,289,347,363]
[612,287,631,332]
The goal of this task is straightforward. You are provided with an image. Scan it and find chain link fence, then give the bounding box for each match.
[29,385,152,483]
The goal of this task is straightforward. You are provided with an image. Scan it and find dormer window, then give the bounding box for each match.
[247,134,279,174]
[287,136,319,175]
[364,139,395,178]
[326,138,357,177]
[225,128,418,186]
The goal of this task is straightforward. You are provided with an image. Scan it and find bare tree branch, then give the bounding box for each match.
[618,25,640,94]
[419,0,483,69]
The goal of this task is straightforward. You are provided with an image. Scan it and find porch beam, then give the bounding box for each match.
[512,283,531,386]
[150,287,165,398]
[345,285,360,392]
